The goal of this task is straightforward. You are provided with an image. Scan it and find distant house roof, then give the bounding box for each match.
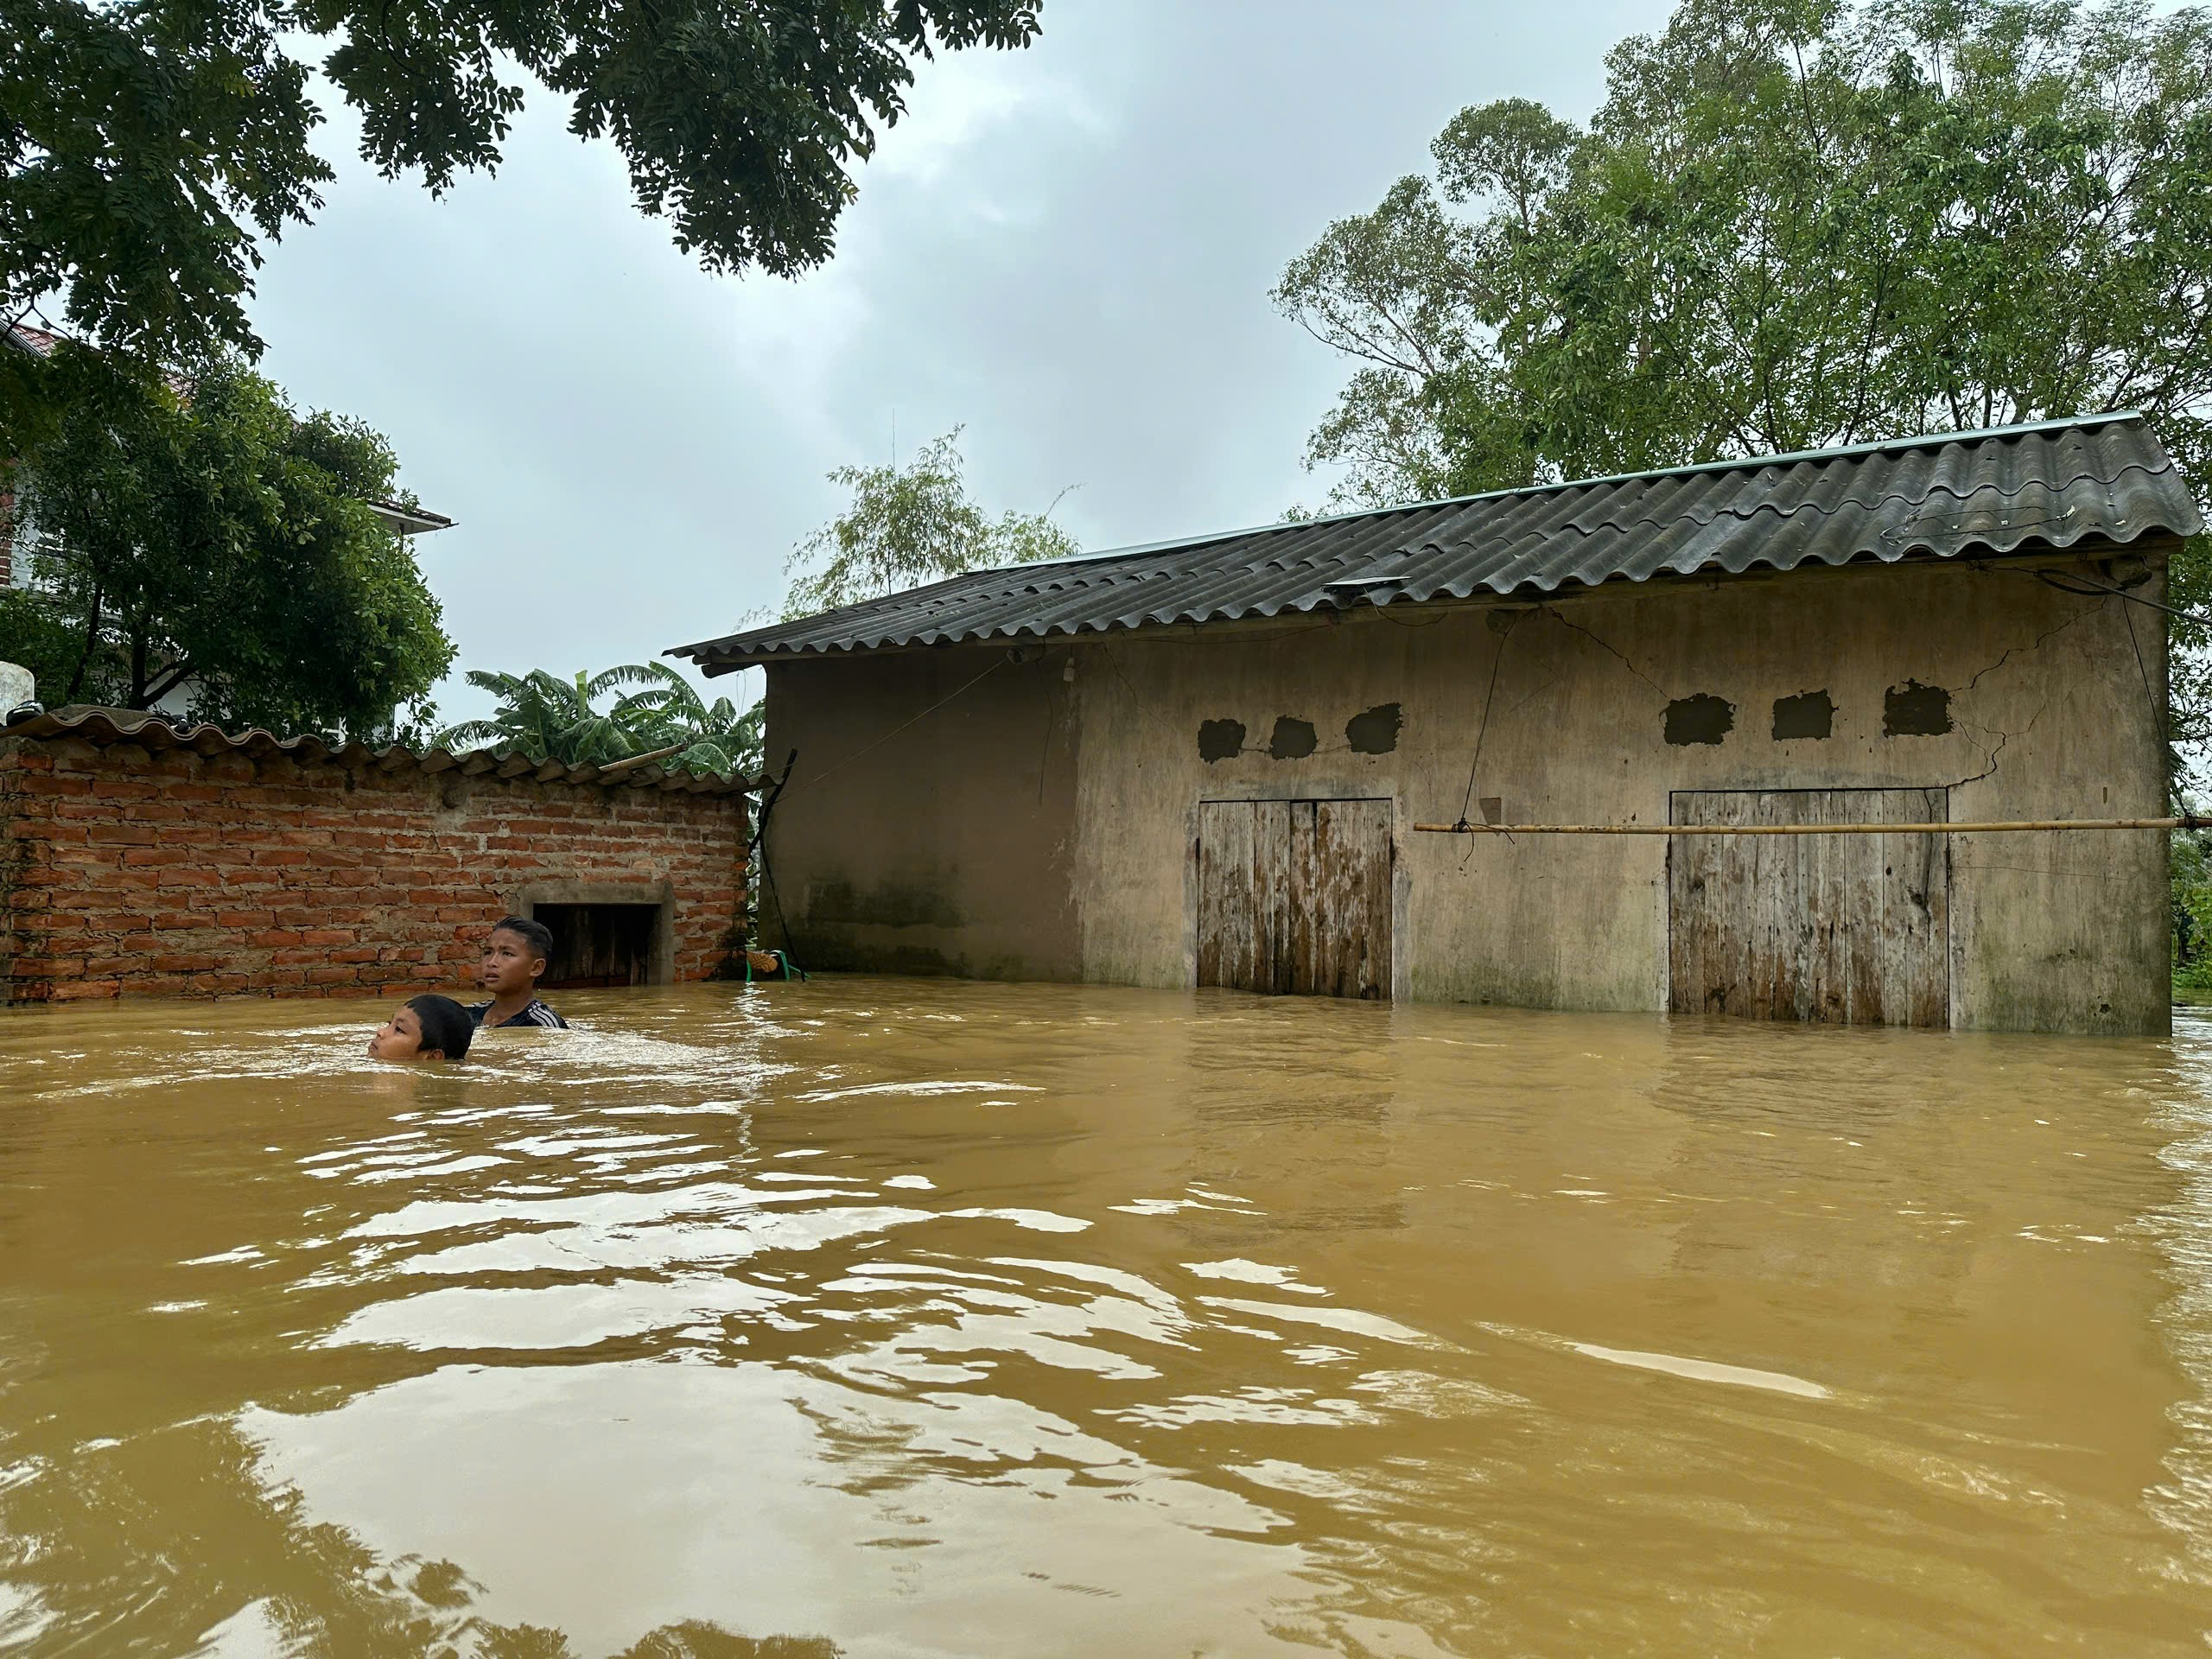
[3,323,59,359]
[671,413,2203,675]
[367,500,454,537]
[0,705,755,794]
[3,323,453,537]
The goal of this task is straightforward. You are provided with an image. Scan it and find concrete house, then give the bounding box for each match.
[1,322,454,725]
[3,322,458,584]
[674,416,2204,1035]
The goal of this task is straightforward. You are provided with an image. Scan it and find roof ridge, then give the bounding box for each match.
[1389,453,2185,553]
[1017,411,2152,579]
[671,416,2196,671]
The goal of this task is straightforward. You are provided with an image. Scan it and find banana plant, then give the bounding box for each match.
[436,663,761,779]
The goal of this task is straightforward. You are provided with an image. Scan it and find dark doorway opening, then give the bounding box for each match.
[535,902,663,989]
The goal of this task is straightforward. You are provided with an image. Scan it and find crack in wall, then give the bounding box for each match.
[1955,599,2103,697]
[1541,588,2103,736]
[1541,606,1671,697]
[1934,597,2104,789]
[1945,702,2048,790]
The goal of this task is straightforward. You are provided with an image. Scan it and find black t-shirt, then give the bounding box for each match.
[467,998,569,1030]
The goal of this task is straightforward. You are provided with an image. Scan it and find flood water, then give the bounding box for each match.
[5,982,2212,1655]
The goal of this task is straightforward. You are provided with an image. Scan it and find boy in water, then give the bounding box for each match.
[469,915,570,1030]
[367,995,475,1063]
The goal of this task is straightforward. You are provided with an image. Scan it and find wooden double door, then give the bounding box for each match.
[1196,798,1393,999]
[1667,788,1950,1027]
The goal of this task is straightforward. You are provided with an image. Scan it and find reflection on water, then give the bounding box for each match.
[3,982,2212,1653]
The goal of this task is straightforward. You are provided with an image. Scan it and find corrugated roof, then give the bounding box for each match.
[671,413,2203,673]
[0,706,757,795]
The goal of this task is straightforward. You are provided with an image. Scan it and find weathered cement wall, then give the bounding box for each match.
[763,550,2171,1033]
[763,648,1079,981]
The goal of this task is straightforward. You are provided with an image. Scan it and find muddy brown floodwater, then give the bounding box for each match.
[5,982,2212,1656]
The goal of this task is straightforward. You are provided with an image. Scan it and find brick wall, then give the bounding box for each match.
[0,733,747,1002]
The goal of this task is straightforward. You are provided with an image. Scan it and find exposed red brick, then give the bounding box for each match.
[50,979,124,1001]
[1,736,746,1003]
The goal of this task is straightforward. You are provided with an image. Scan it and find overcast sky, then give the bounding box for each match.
[248,1,1669,724]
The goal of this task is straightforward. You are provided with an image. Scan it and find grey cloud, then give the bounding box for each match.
[248,0,1661,721]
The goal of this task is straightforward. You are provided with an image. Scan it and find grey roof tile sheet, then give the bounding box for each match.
[672,414,2203,672]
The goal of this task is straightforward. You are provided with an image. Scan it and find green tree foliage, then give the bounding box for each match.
[615,662,764,777]
[2175,817,2212,988]
[2,344,453,734]
[0,585,87,709]
[0,0,1043,424]
[437,663,760,778]
[1274,0,2212,738]
[784,426,1077,617]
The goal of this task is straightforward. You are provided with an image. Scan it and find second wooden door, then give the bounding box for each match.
[1667,788,1949,1026]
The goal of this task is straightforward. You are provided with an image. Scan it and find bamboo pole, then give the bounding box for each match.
[1413,817,2212,836]
[594,743,684,778]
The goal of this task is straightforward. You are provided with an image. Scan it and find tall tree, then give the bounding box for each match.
[3,345,453,734]
[785,426,1077,615]
[1274,0,2212,741]
[0,0,1043,437]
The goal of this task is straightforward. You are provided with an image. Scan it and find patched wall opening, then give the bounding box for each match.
[1268,717,1319,760]
[1664,694,1735,746]
[1772,690,1834,740]
[535,902,665,989]
[1345,703,1403,754]
[1885,681,1953,736]
[1198,718,1246,763]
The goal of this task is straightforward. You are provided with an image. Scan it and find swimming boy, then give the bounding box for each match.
[469,915,570,1030]
[367,995,475,1063]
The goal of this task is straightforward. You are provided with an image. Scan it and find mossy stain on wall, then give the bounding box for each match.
[803,877,964,929]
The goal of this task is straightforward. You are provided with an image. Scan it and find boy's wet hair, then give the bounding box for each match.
[408,994,474,1060]
[491,914,555,965]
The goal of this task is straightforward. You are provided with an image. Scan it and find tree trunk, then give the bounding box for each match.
[62,585,101,702]
[140,662,194,706]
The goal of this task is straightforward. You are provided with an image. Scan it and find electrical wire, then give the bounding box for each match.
[1453,613,1521,830]
[2120,596,2164,745]
[1982,557,2199,800]
[805,656,1007,786]
[741,655,1016,959]
[747,750,799,960]
[1979,560,2212,629]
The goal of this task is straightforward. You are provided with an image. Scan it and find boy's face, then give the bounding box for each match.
[480,928,546,997]
[368,1006,441,1062]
